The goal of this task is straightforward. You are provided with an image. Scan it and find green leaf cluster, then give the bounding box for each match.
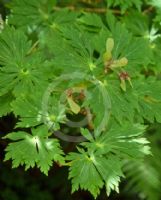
[0,0,161,199]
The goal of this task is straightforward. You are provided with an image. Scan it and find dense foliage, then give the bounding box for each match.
[0,0,161,199]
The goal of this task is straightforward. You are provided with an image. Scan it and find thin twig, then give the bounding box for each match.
[143,6,154,14]
[54,5,155,15]
[53,6,121,14]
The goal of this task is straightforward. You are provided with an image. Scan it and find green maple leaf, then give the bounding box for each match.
[134,78,161,123]
[107,0,143,13]
[49,9,78,30]
[11,92,43,127]
[123,11,160,51]
[94,155,124,196]
[104,77,161,124]
[67,123,150,198]
[104,79,139,123]
[90,14,151,77]
[82,123,150,159]
[9,0,77,31]
[84,82,111,136]
[42,27,98,73]
[0,26,31,67]
[8,0,56,28]
[67,148,103,198]
[0,27,49,96]
[11,91,66,129]
[4,125,65,175]
[123,11,150,37]
[77,12,104,32]
[106,16,151,68]
[67,149,124,198]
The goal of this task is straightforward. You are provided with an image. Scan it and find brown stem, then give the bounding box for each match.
[53,6,121,14]
[54,5,155,15]
[143,6,154,14]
